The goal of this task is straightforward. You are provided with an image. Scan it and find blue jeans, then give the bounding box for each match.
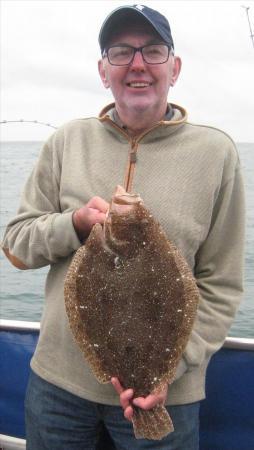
[25,370,200,450]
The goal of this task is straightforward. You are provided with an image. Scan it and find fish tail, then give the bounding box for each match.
[132,404,174,440]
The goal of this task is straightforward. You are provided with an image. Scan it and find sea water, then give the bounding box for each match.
[0,141,253,337]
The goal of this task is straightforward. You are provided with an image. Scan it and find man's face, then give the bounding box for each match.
[98,26,181,120]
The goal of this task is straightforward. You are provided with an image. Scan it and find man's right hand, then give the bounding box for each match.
[72,196,109,242]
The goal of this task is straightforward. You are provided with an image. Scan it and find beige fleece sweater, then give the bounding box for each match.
[2,103,245,405]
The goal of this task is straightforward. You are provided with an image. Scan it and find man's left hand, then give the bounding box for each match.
[111,377,168,421]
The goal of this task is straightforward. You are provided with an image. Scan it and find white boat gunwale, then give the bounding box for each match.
[0,319,40,331]
[0,434,26,450]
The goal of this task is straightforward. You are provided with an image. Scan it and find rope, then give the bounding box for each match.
[0,119,58,129]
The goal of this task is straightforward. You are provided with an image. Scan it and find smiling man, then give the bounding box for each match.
[2,4,245,450]
[98,14,181,135]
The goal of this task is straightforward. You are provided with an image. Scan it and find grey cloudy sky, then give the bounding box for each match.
[1,0,254,142]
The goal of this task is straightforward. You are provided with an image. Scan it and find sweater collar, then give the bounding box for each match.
[98,102,187,142]
[110,104,174,129]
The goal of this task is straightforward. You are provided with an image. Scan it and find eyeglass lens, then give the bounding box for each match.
[107,44,169,65]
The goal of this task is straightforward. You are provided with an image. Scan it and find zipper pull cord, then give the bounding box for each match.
[130,151,137,163]
[124,140,138,193]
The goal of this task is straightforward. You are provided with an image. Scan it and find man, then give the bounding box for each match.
[2,4,245,450]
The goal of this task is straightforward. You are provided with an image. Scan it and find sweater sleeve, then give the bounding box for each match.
[182,162,245,371]
[1,136,81,269]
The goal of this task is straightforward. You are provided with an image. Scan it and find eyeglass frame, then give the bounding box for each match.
[102,43,174,66]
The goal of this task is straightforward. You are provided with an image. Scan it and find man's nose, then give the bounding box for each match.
[130,50,146,71]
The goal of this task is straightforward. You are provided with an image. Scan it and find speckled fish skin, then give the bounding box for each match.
[64,185,200,440]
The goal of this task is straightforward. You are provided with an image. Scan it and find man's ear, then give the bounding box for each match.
[98,59,110,88]
[170,56,182,87]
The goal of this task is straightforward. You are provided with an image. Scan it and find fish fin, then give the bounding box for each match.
[132,404,174,440]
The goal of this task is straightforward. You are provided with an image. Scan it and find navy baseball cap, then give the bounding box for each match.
[99,4,174,52]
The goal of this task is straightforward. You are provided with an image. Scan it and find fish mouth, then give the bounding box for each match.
[112,185,142,206]
[114,194,141,206]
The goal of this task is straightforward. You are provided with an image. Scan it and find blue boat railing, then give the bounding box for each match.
[1,320,254,450]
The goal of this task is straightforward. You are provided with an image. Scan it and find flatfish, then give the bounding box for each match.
[64,185,200,440]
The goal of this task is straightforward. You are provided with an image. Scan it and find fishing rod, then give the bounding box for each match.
[0,119,57,129]
[242,5,254,48]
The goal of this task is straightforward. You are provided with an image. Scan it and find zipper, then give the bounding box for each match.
[100,114,171,193]
[99,116,139,193]
[124,122,163,193]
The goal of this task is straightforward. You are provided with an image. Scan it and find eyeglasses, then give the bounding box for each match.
[103,44,172,66]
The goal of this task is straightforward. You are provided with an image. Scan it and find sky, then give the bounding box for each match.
[1,0,254,142]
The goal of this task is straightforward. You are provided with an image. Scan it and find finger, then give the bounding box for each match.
[111,377,124,395]
[120,389,134,410]
[111,378,134,410]
[124,405,134,421]
[94,211,107,224]
[87,196,109,213]
[86,208,106,226]
[132,394,160,410]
